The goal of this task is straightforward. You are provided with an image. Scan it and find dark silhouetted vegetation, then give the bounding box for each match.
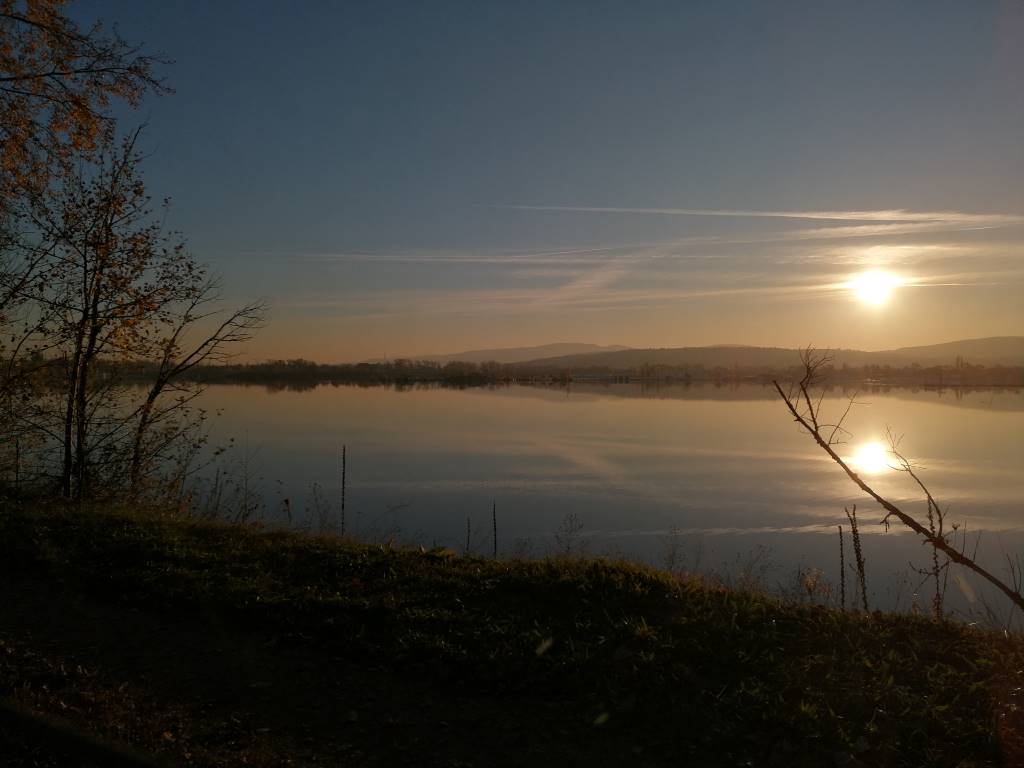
[1,8,263,504]
[112,355,1024,391]
[1,502,1023,767]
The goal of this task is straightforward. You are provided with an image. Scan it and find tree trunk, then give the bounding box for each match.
[74,330,96,499]
[61,332,86,498]
[72,252,105,500]
[129,392,159,494]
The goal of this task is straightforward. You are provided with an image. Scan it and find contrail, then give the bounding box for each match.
[495,205,1024,226]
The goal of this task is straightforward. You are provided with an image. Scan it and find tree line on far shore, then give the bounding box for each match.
[111,356,1023,389]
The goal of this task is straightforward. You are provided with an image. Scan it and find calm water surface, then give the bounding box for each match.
[199,383,1024,612]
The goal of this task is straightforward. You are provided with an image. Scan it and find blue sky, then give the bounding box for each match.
[80,1,1024,360]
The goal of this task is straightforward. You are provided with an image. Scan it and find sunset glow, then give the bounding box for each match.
[4,3,1024,763]
[53,5,1018,362]
[848,271,904,307]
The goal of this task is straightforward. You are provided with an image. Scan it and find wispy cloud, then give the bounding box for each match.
[280,281,835,318]
[498,205,1024,226]
[296,245,653,265]
[494,206,1024,246]
[776,222,1001,240]
[791,243,967,266]
[278,260,1024,320]
[541,263,630,305]
[294,208,1022,271]
[270,205,1023,338]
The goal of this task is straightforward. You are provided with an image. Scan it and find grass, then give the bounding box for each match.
[1,500,1023,766]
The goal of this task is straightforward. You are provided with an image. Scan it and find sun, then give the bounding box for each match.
[848,270,904,306]
[849,441,892,474]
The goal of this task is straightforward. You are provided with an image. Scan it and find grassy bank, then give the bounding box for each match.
[1,502,1022,766]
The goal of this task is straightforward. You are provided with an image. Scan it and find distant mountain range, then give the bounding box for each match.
[511,337,1024,370]
[406,343,632,365]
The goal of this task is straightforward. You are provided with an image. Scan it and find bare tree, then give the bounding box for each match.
[7,129,264,500]
[774,347,1024,615]
[127,279,265,494]
[1,0,167,489]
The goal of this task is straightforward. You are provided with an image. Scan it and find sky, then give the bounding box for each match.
[78,0,1024,361]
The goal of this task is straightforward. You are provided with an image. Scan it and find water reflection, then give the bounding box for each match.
[231,378,1024,412]
[194,382,1023,610]
[849,441,893,474]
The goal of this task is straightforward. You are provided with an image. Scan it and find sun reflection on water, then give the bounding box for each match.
[849,441,892,474]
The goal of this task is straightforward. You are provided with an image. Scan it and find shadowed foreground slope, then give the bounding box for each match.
[0,504,1022,767]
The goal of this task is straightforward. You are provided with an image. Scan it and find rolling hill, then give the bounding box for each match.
[413,343,632,365]
[512,337,1024,370]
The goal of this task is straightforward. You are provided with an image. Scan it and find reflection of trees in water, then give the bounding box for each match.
[209,376,1024,412]
[122,356,1023,390]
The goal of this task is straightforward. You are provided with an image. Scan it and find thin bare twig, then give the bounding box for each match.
[773,348,1024,613]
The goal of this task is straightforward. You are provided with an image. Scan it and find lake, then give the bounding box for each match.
[197,382,1024,616]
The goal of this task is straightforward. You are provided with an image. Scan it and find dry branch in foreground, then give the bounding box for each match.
[773,347,1024,615]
